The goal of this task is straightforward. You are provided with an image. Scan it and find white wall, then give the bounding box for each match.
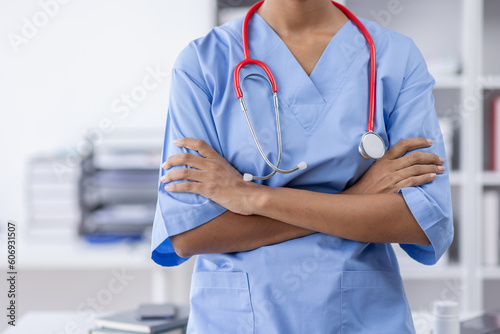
[0,1,216,329]
[0,0,216,229]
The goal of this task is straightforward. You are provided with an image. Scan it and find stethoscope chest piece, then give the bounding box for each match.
[358,131,385,160]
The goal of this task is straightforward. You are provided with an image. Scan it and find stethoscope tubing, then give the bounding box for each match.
[239,74,304,178]
[235,0,376,133]
[332,1,377,133]
[233,1,384,181]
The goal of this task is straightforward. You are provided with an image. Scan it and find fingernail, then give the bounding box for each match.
[161,175,167,182]
[439,157,445,164]
[437,166,445,172]
[426,139,433,144]
[162,162,167,169]
[430,173,437,179]
[164,185,172,191]
[173,139,181,145]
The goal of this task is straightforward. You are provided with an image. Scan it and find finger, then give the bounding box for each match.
[395,173,437,190]
[163,152,207,170]
[161,168,205,183]
[164,180,203,194]
[396,164,445,181]
[397,151,445,170]
[385,138,433,160]
[173,138,220,159]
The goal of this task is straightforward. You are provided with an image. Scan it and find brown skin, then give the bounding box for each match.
[256,0,349,76]
[164,138,444,258]
[164,0,445,258]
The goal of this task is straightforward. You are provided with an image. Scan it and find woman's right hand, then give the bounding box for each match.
[343,138,445,195]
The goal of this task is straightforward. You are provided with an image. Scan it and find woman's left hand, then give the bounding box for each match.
[161,138,258,216]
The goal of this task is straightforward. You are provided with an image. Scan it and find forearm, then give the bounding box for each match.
[170,210,315,258]
[251,186,430,245]
[163,138,439,256]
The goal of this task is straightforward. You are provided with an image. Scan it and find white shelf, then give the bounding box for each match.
[400,264,462,280]
[478,75,500,89]
[1,312,98,334]
[480,172,500,186]
[434,76,465,89]
[450,171,463,186]
[0,231,159,271]
[481,267,500,279]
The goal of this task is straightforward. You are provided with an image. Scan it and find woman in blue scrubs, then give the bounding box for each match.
[151,0,453,332]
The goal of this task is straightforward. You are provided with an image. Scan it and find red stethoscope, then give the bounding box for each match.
[234,1,385,182]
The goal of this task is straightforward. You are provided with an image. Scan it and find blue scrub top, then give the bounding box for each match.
[152,13,453,334]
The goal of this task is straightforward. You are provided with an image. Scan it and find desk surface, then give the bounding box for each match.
[2,310,189,334]
[2,310,481,334]
[2,311,98,334]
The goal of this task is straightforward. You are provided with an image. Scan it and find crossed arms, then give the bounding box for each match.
[161,137,444,258]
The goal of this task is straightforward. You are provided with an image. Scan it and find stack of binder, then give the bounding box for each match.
[26,156,81,231]
[79,128,163,238]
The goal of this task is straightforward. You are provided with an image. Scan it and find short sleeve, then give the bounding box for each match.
[387,40,454,265]
[151,66,228,267]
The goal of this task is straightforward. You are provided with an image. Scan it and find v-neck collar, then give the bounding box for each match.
[248,13,358,105]
[238,13,369,131]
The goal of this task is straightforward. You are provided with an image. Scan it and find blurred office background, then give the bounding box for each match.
[0,1,216,332]
[0,0,500,333]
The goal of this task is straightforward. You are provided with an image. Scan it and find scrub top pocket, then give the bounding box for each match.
[187,271,255,334]
[341,271,415,334]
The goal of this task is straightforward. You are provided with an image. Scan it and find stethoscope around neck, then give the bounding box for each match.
[234,0,386,182]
